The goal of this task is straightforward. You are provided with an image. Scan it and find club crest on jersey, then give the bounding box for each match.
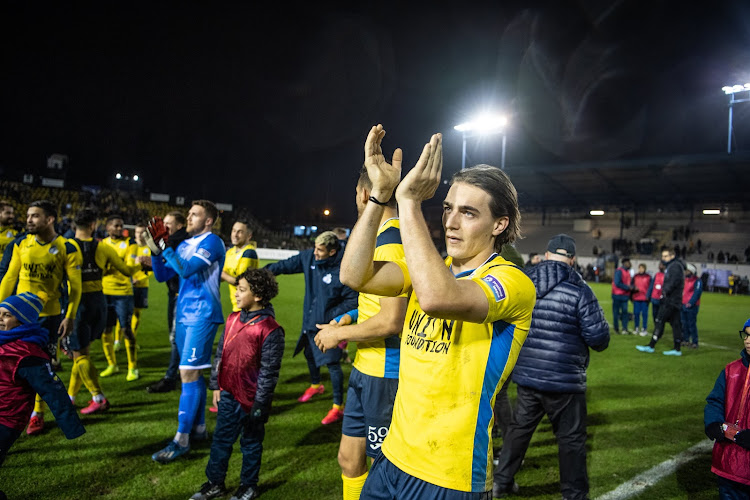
[482,275,506,302]
[120,242,127,249]
[5,231,12,237]
[49,246,59,255]
[197,248,211,259]
[322,273,332,284]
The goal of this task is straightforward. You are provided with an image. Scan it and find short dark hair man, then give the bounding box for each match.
[493,234,610,499]
[637,248,685,356]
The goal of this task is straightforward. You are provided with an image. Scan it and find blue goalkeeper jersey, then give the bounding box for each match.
[151,231,226,325]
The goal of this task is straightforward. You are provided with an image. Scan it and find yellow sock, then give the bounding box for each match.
[114,323,121,343]
[101,331,116,366]
[76,355,102,397]
[68,361,82,398]
[342,472,368,500]
[333,403,343,411]
[34,395,45,414]
[125,338,137,371]
[132,308,142,336]
[311,383,321,389]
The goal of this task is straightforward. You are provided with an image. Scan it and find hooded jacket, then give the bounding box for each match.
[660,258,685,308]
[512,260,610,393]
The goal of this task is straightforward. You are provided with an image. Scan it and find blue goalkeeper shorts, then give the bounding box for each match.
[175,321,221,370]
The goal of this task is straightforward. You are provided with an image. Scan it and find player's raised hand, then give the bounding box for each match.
[364,124,402,203]
[396,133,442,203]
[145,217,169,255]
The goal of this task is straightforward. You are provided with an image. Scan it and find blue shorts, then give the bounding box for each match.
[175,321,221,370]
[68,292,106,352]
[361,454,492,500]
[133,287,149,309]
[39,314,62,358]
[342,367,398,458]
[105,294,134,331]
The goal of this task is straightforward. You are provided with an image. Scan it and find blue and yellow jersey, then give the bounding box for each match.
[223,243,259,312]
[382,253,536,493]
[0,226,17,255]
[69,238,135,294]
[0,234,82,319]
[132,244,152,288]
[101,236,138,296]
[353,218,407,379]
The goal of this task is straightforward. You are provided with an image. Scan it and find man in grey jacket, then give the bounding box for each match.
[493,234,609,500]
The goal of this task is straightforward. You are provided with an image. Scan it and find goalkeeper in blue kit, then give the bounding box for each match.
[144,200,226,463]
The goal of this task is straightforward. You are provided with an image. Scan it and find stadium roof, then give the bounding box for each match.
[506,152,750,212]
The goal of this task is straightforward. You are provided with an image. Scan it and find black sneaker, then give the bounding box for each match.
[492,481,519,498]
[190,481,226,500]
[146,377,177,393]
[230,484,258,500]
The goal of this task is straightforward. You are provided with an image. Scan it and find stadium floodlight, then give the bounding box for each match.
[722,83,750,153]
[454,113,509,170]
[702,209,721,215]
[323,209,330,216]
[115,173,122,179]
[590,210,605,216]
[133,174,139,181]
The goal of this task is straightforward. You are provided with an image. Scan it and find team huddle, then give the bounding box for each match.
[1,123,622,500]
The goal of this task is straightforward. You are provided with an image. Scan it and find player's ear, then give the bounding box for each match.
[492,216,509,237]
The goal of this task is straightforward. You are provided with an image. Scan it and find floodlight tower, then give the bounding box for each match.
[453,113,508,169]
[722,83,750,153]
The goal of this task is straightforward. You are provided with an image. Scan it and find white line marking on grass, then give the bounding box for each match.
[699,342,733,351]
[595,440,713,500]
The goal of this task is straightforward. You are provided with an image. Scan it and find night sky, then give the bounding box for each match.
[2,1,749,227]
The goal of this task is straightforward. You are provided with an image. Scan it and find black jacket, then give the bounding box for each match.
[166,227,189,295]
[660,258,685,307]
[512,260,610,393]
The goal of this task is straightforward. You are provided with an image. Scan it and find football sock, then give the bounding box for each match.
[132,308,142,336]
[114,323,121,344]
[68,361,82,398]
[193,376,206,428]
[101,331,116,367]
[93,393,106,403]
[33,395,45,415]
[342,472,368,500]
[76,355,102,397]
[177,379,202,435]
[310,383,321,389]
[333,404,343,411]
[125,338,137,371]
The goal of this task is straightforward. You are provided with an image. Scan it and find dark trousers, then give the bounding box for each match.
[303,343,343,405]
[205,391,265,487]
[649,303,682,350]
[651,300,661,323]
[681,306,699,344]
[493,377,512,439]
[165,292,180,381]
[0,424,22,467]
[611,295,629,331]
[493,386,588,500]
[718,476,750,499]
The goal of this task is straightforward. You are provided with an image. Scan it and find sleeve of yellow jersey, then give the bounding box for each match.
[238,248,259,275]
[388,258,413,297]
[64,240,83,320]
[472,264,536,325]
[0,242,22,301]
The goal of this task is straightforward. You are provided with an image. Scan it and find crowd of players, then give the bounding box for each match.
[0,123,748,500]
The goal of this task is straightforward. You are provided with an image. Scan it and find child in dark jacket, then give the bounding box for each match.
[704,318,750,497]
[0,292,85,469]
[191,269,285,500]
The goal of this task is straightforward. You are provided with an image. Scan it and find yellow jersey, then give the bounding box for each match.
[0,226,17,256]
[101,237,138,296]
[382,253,536,492]
[0,234,82,319]
[132,244,152,288]
[68,238,135,294]
[353,218,407,379]
[223,243,259,312]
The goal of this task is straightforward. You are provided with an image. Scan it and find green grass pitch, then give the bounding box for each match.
[1,261,748,499]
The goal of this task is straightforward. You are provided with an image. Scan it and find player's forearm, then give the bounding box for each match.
[336,313,403,343]
[399,201,458,310]
[340,202,383,290]
[65,276,82,320]
[0,252,20,300]
[220,271,236,284]
[150,254,175,282]
[162,247,211,279]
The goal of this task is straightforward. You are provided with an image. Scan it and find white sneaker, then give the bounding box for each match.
[639,329,649,337]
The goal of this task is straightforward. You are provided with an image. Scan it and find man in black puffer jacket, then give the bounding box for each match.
[493,234,609,500]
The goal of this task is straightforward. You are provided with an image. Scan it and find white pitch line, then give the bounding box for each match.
[699,342,734,351]
[595,440,714,500]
